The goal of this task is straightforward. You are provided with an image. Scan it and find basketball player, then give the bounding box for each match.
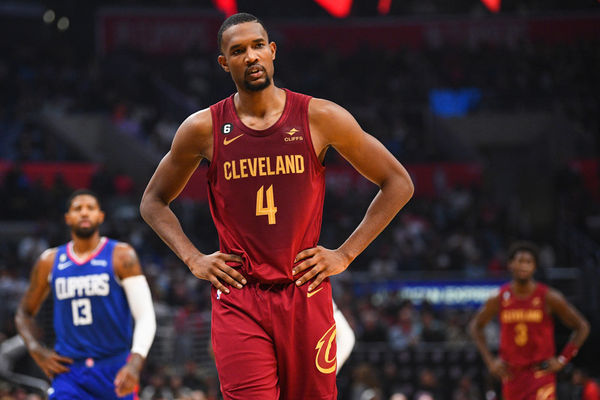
[140,12,413,400]
[15,189,156,399]
[469,241,590,400]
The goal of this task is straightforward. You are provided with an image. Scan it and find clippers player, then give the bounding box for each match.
[469,241,590,400]
[16,190,156,399]
[140,12,413,400]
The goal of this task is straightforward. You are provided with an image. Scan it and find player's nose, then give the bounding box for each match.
[245,48,259,64]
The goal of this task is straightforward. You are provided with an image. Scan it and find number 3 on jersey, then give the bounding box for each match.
[514,322,528,346]
[72,298,93,326]
[256,185,277,224]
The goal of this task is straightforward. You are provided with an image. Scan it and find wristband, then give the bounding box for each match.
[558,342,579,365]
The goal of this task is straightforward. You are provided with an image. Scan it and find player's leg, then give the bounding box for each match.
[333,299,355,374]
[211,285,279,400]
[533,371,556,400]
[82,353,138,400]
[273,280,337,400]
[48,368,87,400]
[503,369,556,400]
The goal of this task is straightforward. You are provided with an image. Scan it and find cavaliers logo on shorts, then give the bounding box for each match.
[536,383,555,400]
[315,323,337,374]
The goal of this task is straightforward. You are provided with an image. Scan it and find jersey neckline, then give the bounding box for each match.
[507,281,541,301]
[227,88,291,137]
[67,237,108,265]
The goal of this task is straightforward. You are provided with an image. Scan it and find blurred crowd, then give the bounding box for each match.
[0,155,597,399]
[2,30,598,164]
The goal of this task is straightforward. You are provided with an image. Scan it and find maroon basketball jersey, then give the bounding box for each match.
[207,89,325,283]
[499,282,555,366]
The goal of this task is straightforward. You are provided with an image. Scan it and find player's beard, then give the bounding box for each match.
[244,75,271,92]
[514,276,531,286]
[72,223,100,239]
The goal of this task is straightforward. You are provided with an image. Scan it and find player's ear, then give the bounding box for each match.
[270,41,277,60]
[99,210,105,225]
[218,54,230,72]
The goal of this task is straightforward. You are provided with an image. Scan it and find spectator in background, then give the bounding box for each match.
[414,368,443,400]
[452,375,481,400]
[350,363,383,400]
[360,308,388,343]
[419,303,446,343]
[388,300,420,349]
[445,310,470,348]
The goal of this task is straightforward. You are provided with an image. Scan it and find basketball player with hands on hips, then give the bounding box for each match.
[469,241,590,400]
[140,12,413,400]
[15,189,156,399]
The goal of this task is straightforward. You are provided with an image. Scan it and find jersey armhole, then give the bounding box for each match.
[47,247,61,284]
[206,105,220,179]
[303,97,325,174]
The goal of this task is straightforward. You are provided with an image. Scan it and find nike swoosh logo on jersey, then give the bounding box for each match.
[90,259,107,267]
[307,287,324,298]
[57,261,73,270]
[223,134,244,146]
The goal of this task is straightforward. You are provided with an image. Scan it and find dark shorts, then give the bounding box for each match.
[503,367,556,400]
[49,352,137,400]
[211,279,337,400]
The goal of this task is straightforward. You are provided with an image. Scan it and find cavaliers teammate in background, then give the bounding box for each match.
[15,190,156,399]
[469,241,590,400]
[140,12,413,400]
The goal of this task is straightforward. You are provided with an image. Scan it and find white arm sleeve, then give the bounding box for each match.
[122,275,156,358]
[333,300,355,374]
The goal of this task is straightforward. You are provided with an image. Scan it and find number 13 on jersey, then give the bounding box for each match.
[256,185,277,224]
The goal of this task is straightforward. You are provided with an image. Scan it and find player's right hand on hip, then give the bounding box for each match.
[29,343,73,379]
[186,251,246,294]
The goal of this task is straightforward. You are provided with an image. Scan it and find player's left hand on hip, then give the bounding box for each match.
[293,246,349,291]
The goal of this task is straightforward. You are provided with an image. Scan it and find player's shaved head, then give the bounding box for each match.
[217,12,268,53]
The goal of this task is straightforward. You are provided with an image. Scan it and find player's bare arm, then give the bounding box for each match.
[540,288,590,372]
[469,294,511,380]
[140,110,245,294]
[113,243,144,279]
[15,248,74,378]
[293,98,414,291]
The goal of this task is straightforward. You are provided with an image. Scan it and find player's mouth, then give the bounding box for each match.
[515,267,533,276]
[246,65,264,79]
[79,220,92,228]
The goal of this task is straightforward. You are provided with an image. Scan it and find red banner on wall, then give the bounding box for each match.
[97,10,600,55]
[0,162,99,189]
[0,161,483,201]
[97,8,222,54]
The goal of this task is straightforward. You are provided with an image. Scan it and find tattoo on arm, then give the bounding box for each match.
[123,251,139,272]
[115,245,143,279]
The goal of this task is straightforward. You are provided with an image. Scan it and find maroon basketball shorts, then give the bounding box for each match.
[211,278,338,400]
[502,367,556,400]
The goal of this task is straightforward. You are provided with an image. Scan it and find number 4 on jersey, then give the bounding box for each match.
[256,185,277,224]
